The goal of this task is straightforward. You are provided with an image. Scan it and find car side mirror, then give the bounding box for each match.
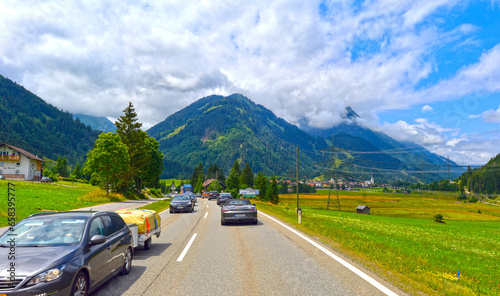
[253,204,256,206]
[89,235,106,245]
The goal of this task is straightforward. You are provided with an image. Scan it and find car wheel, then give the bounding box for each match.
[252,219,258,225]
[71,271,88,296]
[169,209,173,214]
[144,238,152,250]
[221,219,226,225]
[120,247,133,275]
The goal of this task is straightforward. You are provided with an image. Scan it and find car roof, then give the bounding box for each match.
[29,211,119,219]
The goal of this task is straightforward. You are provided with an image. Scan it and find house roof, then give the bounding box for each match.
[0,143,44,162]
[356,205,369,210]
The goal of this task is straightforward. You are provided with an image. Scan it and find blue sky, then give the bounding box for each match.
[0,0,499,165]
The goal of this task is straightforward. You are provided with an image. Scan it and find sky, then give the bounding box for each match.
[1,0,499,165]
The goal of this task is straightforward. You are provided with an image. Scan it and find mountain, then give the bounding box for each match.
[0,74,100,163]
[73,114,116,132]
[148,94,458,182]
[148,94,328,178]
[459,154,500,194]
[304,107,463,182]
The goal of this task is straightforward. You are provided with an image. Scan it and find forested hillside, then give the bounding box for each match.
[0,74,100,162]
[148,94,328,178]
[459,153,500,194]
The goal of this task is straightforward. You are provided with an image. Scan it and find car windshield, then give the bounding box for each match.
[0,217,87,247]
[172,195,190,201]
[227,200,251,205]
[220,193,232,197]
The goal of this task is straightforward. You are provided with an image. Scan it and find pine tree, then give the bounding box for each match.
[240,162,254,188]
[266,176,279,204]
[255,172,268,200]
[115,102,150,195]
[226,160,241,191]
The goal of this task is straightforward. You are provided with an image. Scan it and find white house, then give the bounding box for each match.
[0,143,44,181]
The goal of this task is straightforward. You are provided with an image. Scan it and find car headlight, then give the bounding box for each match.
[26,265,66,287]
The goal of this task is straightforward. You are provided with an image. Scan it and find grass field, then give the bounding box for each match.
[255,191,500,296]
[0,180,126,227]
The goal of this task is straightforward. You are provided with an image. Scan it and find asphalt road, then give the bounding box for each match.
[91,198,406,296]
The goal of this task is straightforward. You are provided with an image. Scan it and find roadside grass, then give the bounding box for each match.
[0,181,126,227]
[139,198,170,213]
[255,192,500,296]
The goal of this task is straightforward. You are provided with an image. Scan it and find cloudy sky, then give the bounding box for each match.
[1,0,499,165]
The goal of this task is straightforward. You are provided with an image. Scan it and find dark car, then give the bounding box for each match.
[208,191,219,200]
[221,199,258,225]
[217,192,233,205]
[0,211,133,296]
[185,191,197,204]
[169,194,194,213]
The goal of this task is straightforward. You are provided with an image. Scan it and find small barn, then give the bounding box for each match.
[356,205,370,214]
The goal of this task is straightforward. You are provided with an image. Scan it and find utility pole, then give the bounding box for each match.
[296,145,299,214]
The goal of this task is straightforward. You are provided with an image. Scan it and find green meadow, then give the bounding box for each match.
[0,180,126,227]
[255,191,500,296]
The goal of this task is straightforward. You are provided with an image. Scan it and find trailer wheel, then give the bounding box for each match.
[144,238,152,250]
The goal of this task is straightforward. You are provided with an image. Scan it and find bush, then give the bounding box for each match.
[458,193,467,200]
[434,214,444,223]
[468,196,478,203]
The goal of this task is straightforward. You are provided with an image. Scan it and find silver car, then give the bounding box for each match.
[221,199,258,225]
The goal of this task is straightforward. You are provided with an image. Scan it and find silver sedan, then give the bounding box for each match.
[220,199,258,225]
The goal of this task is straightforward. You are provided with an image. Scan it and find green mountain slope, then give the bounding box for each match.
[73,114,116,132]
[0,74,100,162]
[459,154,500,194]
[148,94,327,178]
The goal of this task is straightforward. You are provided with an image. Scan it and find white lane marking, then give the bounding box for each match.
[259,212,399,296]
[206,205,208,208]
[177,233,198,262]
[204,212,208,219]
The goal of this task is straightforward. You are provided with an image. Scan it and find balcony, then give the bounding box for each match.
[0,155,20,161]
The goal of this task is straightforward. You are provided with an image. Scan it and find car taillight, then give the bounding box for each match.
[222,208,229,212]
[250,208,256,211]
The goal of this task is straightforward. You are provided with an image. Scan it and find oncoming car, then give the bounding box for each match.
[0,211,133,296]
[169,194,194,213]
[220,199,258,225]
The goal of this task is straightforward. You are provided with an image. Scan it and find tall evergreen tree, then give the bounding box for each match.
[226,160,241,191]
[266,175,279,204]
[255,172,268,200]
[240,162,254,188]
[191,163,204,186]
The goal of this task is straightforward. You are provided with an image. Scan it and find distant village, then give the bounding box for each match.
[278,175,379,192]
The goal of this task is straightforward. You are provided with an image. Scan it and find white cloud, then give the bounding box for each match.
[421,105,433,113]
[381,118,455,145]
[0,0,498,164]
[480,105,500,122]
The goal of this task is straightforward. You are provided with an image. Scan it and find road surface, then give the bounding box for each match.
[91,198,406,296]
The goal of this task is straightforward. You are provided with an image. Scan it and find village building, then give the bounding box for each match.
[0,143,44,181]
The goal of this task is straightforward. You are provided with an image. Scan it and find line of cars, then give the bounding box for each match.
[0,190,257,295]
[201,191,259,225]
